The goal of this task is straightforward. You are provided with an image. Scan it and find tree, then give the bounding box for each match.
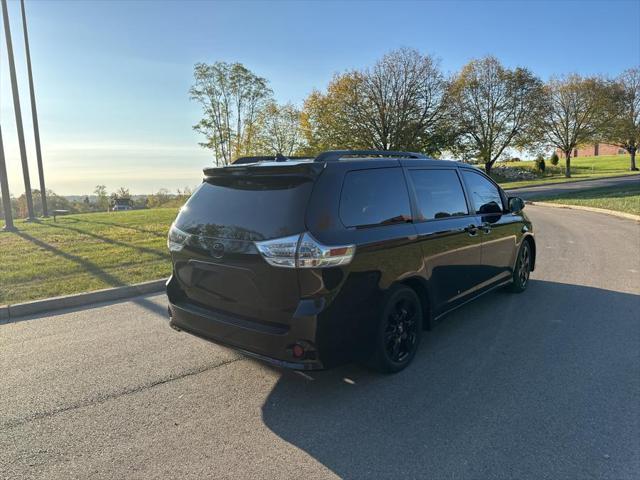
[190,62,272,165]
[16,190,70,218]
[350,48,449,152]
[113,187,130,199]
[607,68,640,171]
[448,56,545,174]
[94,185,108,211]
[300,48,449,155]
[536,75,612,177]
[148,188,171,208]
[300,73,366,154]
[256,102,306,156]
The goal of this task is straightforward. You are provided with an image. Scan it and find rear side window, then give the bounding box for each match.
[461,170,504,214]
[174,175,313,241]
[340,168,411,228]
[409,169,469,220]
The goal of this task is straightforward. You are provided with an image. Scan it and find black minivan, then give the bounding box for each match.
[166,151,535,373]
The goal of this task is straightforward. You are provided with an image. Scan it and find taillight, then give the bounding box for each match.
[167,224,189,252]
[254,234,299,268]
[255,232,355,268]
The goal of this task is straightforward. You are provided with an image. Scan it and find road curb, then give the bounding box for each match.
[0,278,168,325]
[529,201,640,222]
[503,173,640,191]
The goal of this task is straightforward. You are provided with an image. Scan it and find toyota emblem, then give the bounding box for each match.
[211,242,224,259]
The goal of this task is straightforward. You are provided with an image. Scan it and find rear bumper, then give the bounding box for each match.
[166,277,326,370]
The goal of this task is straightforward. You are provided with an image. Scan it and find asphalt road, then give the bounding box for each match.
[1,205,639,480]
[509,174,639,199]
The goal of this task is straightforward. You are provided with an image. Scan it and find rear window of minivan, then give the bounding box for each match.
[173,175,314,241]
[340,168,412,228]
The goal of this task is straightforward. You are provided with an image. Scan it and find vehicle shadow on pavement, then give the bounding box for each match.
[261,280,640,479]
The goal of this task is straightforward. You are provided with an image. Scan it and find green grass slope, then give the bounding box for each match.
[496,154,639,189]
[535,183,640,216]
[0,208,178,305]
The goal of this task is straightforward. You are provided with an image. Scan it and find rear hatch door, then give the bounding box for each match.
[171,163,320,327]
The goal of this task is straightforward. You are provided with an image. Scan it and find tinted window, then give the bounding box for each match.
[340,168,411,227]
[462,170,504,214]
[409,169,468,220]
[174,175,313,241]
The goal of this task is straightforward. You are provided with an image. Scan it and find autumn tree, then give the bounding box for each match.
[190,62,272,165]
[448,56,545,174]
[94,184,109,211]
[256,102,306,156]
[607,68,640,171]
[536,75,613,177]
[300,73,366,154]
[113,187,130,199]
[351,48,448,152]
[301,48,449,155]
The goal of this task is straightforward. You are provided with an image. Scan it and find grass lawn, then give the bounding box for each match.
[534,183,640,216]
[0,208,178,305]
[494,154,640,189]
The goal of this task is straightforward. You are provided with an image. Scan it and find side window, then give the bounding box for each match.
[340,168,412,228]
[461,170,504,214]
[408,169,468,220]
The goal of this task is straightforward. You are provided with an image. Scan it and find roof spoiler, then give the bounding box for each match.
[203,150,428,175]
[313,150,427,162]
[203,162,325,178]
[233,154,312,165]
[230,150,427,165]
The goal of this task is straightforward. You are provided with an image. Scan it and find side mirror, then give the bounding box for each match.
[508,197,525,213]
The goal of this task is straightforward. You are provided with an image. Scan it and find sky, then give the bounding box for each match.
[0,0,639,195]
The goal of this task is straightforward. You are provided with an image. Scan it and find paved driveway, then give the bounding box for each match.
[1,205,639,479]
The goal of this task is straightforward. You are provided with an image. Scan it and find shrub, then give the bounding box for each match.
[550,151,559,166]
[535,154,546,172]
[510,157,521,162]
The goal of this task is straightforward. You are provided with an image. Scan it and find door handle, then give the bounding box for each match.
[465,224,478,236]
[481,222,492,234]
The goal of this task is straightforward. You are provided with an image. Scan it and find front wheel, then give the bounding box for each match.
[364,286,423,373]
[509,240,532,293]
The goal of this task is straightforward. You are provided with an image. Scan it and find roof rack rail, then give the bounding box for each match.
[233,154,312,165]
[314,150,427,163]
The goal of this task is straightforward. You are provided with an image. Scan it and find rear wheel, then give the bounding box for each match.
[509,240,532,293]
[365,285,423,373]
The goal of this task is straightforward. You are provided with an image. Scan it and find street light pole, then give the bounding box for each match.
[0,125,16,231]
[1,0,35,221]
[20,0,47,217]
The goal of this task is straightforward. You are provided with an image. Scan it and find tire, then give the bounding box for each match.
[508,240,532,293]
[364,285,423,373]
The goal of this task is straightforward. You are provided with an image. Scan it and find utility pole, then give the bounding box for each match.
[0,125,16,231]
[20,0,47,217]
[1,0,35,220]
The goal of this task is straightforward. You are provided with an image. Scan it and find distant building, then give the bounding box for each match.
[557,143,626,158]
[111,197,133,211]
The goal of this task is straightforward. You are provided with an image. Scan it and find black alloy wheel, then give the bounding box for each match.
[366,285,423,373]
[509,240,532,293]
